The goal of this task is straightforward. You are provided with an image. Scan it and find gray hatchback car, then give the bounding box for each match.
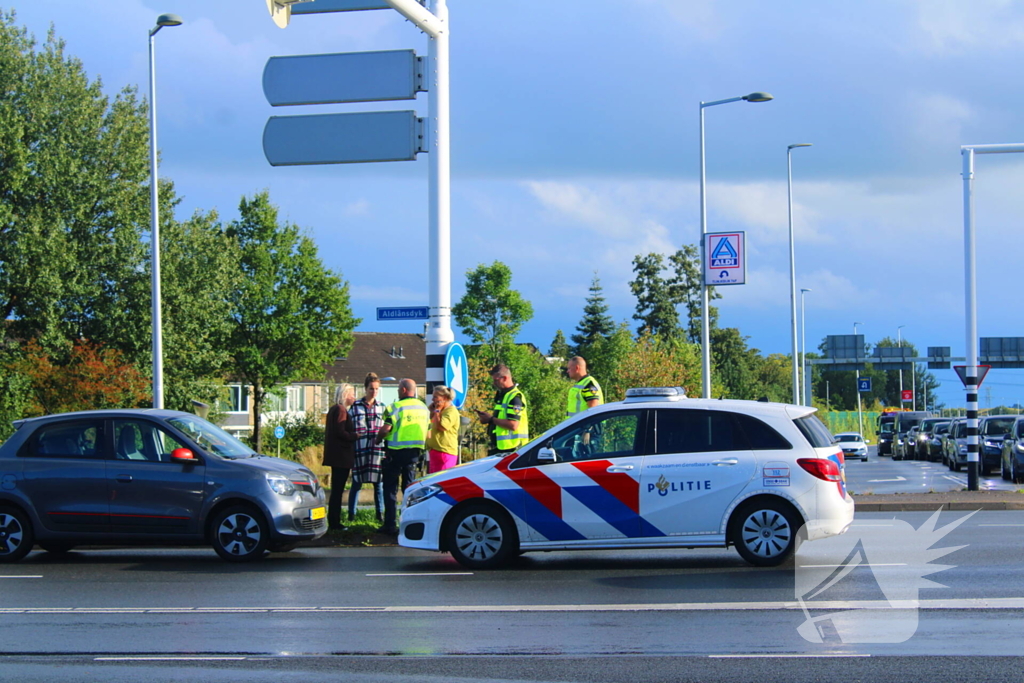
[0,409,327,563]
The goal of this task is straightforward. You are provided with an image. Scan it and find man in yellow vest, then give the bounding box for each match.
[377,378,429,535]
[474,363,529,456]
[566,356,603,418]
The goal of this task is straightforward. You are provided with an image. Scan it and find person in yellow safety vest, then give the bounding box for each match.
[566,356,603,417]
[474,363,529,456]
[376,378,430,535]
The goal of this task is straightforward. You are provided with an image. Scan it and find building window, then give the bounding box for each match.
[287,386,305,412]
[222,385,249,414]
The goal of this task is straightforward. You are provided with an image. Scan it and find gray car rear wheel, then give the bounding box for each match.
[0,507,34,564]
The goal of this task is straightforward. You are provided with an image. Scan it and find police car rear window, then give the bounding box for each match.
[734,413,792,450]
[794,415,835,448]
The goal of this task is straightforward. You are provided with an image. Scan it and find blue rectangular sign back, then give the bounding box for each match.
[292,0,391,14]
[263,111,422,166]
[263,50,422,106]
[377,307,429,321]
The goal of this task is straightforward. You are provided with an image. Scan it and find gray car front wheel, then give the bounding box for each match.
[0,507,33,563]
[211,506,269,562]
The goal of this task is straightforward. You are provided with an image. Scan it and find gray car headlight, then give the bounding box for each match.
[959,445,968,454]
[266,474,296,496]
[405,484,443,508]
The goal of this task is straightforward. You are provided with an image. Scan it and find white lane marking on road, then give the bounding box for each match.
[366,572,473,577]
[944,475,967,483]
[8,598,1024,614]
[799,563,906,568]
[0,575,42,579]
[867,476,907,482]
[94,656,247,661]
[710,654,872,658]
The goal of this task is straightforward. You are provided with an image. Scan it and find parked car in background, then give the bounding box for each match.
[892,412,932,461]
[896,426,921,460]
[835,432,869,461]
[877,416,895,457]
[0,409,327,563]
[1000,416,1024,484]
[979,415,1016,476]
[918,418,950,462]
[943,418,968,472]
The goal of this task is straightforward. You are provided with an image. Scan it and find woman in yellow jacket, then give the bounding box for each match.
[426,386,460,473]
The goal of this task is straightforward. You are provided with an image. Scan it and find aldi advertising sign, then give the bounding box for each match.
[705,231,746,286]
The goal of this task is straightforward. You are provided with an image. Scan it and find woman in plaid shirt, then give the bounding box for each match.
[347,372,386,521]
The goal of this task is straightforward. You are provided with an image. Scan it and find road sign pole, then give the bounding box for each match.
[421,0,454,393]
[963,147,979,491]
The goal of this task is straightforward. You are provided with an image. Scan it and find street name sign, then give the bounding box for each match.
[705,231,746,286]
[377,306,429,321]
[264,50,424,106]
[444,342,469,409]
[264,111,424,166]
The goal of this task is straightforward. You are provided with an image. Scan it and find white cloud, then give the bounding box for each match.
[344,199,371,217]
[350,285,425,303]
[913,0,1024,52]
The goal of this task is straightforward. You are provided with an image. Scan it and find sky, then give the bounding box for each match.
[14,0,1024,409]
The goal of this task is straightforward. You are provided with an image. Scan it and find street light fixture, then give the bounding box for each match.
[699,91,774,398]
[148,12,183,410]
[800,288,812,405]
[787,143,813,404]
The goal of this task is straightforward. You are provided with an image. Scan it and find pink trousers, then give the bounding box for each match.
[428,449,458,473]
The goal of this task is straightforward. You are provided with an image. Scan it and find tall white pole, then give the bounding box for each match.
[855,322,863,436]
[425,0,453,392]
[148,28,163,410]
[800,288,811,405]
[787,149,798,404]
[897,325,904,407]
[699,103,710,399]
[787,144,811,405]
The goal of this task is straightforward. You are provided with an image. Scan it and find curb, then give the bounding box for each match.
[854,501,1024,512]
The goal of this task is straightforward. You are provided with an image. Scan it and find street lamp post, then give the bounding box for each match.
[787,143,812,404]
[699,91,773,398]
[800,287,812,405]
[897,325,905,408]
[854,322,863,436]
[148,12,183,410]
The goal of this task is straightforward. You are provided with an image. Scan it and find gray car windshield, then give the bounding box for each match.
[168,416,255,459]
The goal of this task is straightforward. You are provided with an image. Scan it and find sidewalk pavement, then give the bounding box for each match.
[852,490,1024,511]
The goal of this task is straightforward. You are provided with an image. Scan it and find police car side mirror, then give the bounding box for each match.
[538,448,556,462]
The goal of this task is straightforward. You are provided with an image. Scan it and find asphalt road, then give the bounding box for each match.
[845,447,1019,494]
[3,509,1024,681]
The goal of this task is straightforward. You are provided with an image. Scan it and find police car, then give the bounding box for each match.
[398,388,853,569]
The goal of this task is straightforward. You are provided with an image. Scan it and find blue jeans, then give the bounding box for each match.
[348,480,383,520]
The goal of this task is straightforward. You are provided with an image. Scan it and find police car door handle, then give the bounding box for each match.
[712,458,739,466]
[606,464,634,472]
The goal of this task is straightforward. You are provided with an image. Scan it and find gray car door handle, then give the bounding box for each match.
[712,458,739,466]
[115,474,133,483]
[606,465,634,472]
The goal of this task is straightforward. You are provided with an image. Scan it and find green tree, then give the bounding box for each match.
[571,274,615,356]
[452,261,533,363]
[0,15,153,355]
[668,244,720,345]
[586,322,636,401]
[629,253,680,338]
[226,191,358,451]
[548,329,570,360]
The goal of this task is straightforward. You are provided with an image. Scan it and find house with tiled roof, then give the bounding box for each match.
[219,332,426,437]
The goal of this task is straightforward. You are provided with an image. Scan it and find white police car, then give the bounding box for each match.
[399,388,854,569]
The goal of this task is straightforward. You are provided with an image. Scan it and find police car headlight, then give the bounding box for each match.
[405,484,442,508]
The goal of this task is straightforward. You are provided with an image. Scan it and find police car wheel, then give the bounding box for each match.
[447,503,518,570]
[0,506,34,563]
[730,499,800,567]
